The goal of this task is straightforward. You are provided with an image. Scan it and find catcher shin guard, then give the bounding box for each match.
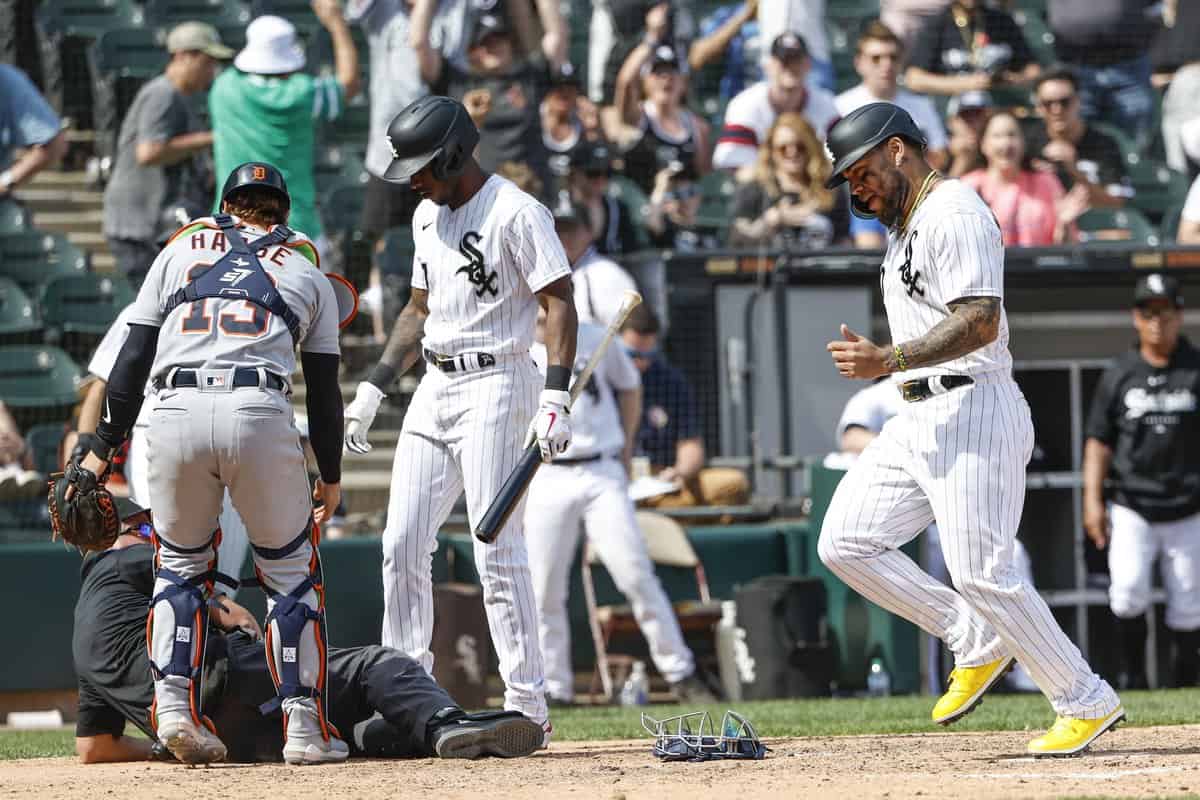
[254,523,337,743]
[147,529,222,729]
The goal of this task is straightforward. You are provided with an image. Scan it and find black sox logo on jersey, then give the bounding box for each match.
[897,231,924,298]
[456,231,499,298]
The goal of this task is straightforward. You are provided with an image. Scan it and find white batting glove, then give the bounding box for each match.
[344,381,385,454]
[527,389,572,462]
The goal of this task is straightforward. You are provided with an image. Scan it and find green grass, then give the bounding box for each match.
[4,688,1200,759]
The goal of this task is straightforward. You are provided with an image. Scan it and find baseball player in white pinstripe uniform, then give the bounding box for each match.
[820,103,1122,756]
[525,312,714,705]
[343,97,577,739]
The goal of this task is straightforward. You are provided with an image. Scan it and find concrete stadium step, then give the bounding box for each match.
[31,169,97,192]
[16,186,104,213]
[32,209,103,235]
[340,470,395,514]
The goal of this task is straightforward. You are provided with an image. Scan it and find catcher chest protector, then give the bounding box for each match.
[734,576,835,700]
[148,529,225,729]
[161,215,302,342]
[254,523,337,741]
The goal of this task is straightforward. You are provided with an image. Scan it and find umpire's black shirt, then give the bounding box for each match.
[1086,336,1200,522]
[73,543,157,740]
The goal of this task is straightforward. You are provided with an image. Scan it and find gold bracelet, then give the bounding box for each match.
[893,345,908,372]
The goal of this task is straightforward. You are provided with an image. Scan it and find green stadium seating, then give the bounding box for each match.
[1076,207,1160,247]
[0,345,82,410]
[39,272,135,337]
[90,26,168,79]
[36,0,146,39]
[0,231,90,295]
[23,423,65,476]
[320,179,367,236]
[0,199,32,234]
[827,0,880,16]
[696,171,736,236]
[0,278,41,341]
[249,0,320,33]
[1011,7,1056,66]
[323,98,373,149]
[607,176,652,249]
[1127,160,1191,222]
[377,226,416,277]
[143,0,250,32]
[314,144,368,193]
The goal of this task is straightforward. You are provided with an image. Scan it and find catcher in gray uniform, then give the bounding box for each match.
[71,162,348,766]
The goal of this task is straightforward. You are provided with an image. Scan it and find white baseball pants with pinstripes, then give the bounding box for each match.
[819,377,1121,719]
[380,356,548,724]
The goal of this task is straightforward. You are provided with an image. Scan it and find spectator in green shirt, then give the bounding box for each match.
[209,0,360,251]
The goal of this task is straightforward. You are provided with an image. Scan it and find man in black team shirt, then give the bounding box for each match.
[73,500,543,764]
[1084,274,1200,691]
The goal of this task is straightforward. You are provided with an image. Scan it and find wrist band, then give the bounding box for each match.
[893,345,908,372]
[545,365,571,391]
[367,362,397,392]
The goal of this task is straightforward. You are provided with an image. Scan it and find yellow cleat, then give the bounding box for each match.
[931,655,1014,725]
[1027,707,1125,757]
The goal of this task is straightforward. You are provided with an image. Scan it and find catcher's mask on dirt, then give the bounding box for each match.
[641,710,768,761]
[383,95,480,184]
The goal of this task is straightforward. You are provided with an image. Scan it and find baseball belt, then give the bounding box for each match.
[899,374,974,403]
[424,349,496,373]
[154,366,287,392]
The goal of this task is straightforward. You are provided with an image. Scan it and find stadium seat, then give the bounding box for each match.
[696,171,736,236]
[607,176,651,248]
[23,423,66,476]
[323,98,373,149]
[1127,160,1191,223]
[89,27,169,163]
[0,278,42,342]
[36,0,146,40]
[143,0,250,32]
[39,273,135,337]
[314,144,368,193]
[1076,207,1160,247]
[0,199,32,235]
[248,0,320,33]
[0,345,82,414]
[1011,8,1056,66]
[377,226,416,278]
[306,26,369,88]
[0,231,91,295]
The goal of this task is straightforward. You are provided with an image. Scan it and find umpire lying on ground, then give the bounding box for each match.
[73,499,543,764]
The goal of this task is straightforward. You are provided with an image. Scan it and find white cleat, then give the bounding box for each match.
[156,712,227,765]
[540,720,553,750]
[282,701,349,765]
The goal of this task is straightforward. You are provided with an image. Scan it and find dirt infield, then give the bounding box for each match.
[5,725,1200,799]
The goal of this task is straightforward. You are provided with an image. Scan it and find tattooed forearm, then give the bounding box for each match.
[378,288,430,376]
[883,296,1001,372]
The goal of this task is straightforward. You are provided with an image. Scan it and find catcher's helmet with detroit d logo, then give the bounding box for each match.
[383,95,480,183]
[824,102,927,218]
[220,161,291,210]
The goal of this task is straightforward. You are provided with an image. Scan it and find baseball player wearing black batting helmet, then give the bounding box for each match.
[221,161,292,209]
[382,95,480,184]
[825,102,927,220]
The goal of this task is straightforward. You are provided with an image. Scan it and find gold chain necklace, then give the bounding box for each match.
[900,170,941,233]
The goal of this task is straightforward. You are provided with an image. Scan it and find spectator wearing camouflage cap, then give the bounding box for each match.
[103,22,230,287]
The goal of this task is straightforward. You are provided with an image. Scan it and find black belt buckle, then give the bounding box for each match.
[478,353,495,368]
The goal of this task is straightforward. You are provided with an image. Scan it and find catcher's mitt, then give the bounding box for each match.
[48,461,120,552]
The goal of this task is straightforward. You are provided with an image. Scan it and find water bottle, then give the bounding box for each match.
[619,660,649,706]
[866,657,892,697]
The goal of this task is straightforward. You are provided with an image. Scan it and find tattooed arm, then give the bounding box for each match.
[365,287,430,390]
[827,297,1001,379]
[884,296,1001,372]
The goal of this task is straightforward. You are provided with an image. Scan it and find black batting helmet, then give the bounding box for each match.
[824,102,927,189]
[383,95,480,183]
[220,162,290,210]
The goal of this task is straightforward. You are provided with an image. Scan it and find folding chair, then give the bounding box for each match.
[582,511,723,702]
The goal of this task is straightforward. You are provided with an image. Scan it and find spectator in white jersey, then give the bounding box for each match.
[551,194,639,328]
[712,32,839,172]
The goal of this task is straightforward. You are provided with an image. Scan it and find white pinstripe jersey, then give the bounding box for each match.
[881,179,1012,381]
[411,174,572,357]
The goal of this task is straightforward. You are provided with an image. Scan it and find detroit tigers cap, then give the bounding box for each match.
[1134,273,1184,308]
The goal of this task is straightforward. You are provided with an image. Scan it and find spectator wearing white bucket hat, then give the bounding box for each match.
[208,0,360,250]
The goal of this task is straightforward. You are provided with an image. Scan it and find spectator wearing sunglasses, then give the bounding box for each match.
[1024,66,1133,210]
[620,305,750,509]
[564,141,642,256]
[644,161,721,252]
[729,112,842,249]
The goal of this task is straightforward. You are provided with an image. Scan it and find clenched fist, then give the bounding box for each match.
[527,389,572,462]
